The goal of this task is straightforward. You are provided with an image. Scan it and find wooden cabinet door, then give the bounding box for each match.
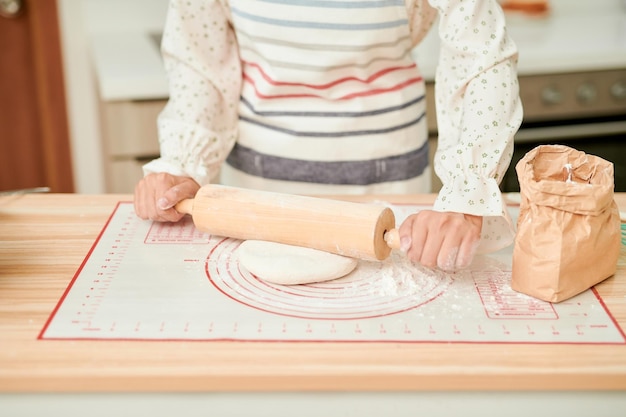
[0,0,74,192]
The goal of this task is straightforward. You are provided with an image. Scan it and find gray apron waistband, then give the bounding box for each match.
[225,140,429,185]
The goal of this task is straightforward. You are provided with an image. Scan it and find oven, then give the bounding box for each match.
[500,68,626,192]
[416,0,626,193]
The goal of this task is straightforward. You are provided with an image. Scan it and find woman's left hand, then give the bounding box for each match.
[397,210,483,271]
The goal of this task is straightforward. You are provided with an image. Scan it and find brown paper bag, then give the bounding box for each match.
[511,144,621,303]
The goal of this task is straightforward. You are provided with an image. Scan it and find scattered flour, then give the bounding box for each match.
[367,251,449,297]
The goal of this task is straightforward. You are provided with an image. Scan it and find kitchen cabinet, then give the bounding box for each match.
[90,30,168,193]
[425,82,442,192]
[98,99,165,193]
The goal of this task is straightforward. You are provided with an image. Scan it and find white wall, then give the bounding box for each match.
[57,0,168,193]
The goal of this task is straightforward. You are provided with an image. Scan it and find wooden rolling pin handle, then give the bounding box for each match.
[384,228,401,250]
[175,198,193,215]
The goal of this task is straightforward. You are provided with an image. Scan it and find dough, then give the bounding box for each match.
[236,240,358,285]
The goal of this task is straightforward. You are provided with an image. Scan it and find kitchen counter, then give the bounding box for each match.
[1,193,626,416]
[413,9,626,79]
[91,32,168,101]
[91,3,626,101]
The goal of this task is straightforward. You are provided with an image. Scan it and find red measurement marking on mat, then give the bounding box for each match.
[82,327,101,332]
[473,270,558,320]
[145,217,210,244]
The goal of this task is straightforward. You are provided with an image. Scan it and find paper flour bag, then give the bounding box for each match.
[511,144,620,303]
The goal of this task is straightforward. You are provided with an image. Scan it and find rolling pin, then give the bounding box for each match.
[175,184,401,261]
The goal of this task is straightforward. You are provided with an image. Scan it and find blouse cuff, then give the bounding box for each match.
[142,156,219,187]
[434,172,515,254]
[149,117,238,186]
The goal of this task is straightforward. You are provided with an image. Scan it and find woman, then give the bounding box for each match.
[134,0,523,271]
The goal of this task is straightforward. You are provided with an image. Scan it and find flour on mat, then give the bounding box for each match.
[367,251,448,297]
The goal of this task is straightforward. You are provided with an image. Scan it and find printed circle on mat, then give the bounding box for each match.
[205,238,453,320]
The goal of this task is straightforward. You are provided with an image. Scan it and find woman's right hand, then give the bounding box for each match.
[134,173,201,222]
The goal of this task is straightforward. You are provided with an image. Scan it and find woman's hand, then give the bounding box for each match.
[134,173,201,222]
[398,210,483,271]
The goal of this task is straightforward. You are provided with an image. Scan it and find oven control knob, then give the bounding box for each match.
[610,81,626,101]
[541,86,563,105]
[576,83,597,104]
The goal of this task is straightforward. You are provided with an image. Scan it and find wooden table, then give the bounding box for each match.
[1,193,626,416]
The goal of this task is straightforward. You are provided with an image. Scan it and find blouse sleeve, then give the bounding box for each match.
[421,0,524,253]
[143,0,242,185]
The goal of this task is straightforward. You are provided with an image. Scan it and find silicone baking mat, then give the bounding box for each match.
[40,202,626,344]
